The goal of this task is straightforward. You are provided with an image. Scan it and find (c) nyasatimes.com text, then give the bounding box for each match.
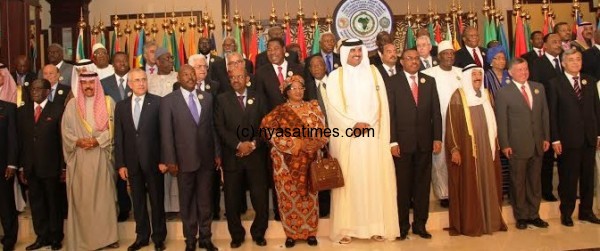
[236,125,375,141]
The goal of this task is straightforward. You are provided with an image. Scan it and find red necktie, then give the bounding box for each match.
[538,49,543,57]
[410,75,419,105]
[277,66,284,87]
[521,85,531,109]
[34,105,42,123]
[149,67,155,74]
[573,76,582,100]
[472,48,482,67]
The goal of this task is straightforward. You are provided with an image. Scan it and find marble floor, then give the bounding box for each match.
[9,218,600,251]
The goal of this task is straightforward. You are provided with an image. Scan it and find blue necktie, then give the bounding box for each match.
[133,97,141,129]
[188,92,200,124]
[48,88,55,102]
[326,54,332,73]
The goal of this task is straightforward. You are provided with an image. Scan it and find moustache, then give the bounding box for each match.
[84,88,94,91]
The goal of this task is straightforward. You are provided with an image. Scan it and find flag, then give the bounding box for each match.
[135,29,145,68]
[258,33,267,53]
[29,36,37,72]
[162,32,170,53]
[484,17,498,46]
[498,21,510,60]
[311,26,321,55]
[76,29,86,61]
[248,25,259,68]
[178,33,187,68]
[110,31,117,57]
[542,13,550,35]
[445,22,452,41]
[90,32,96,60]
[297,19,308,59]
[203,23,209,39]
[189,30,196,55]
[233,23,242,54]
[132,31,139,67]
[427,22,436,46]
[405,22,416,49]
[524,20,532,51]
[513,15,527,59]
[171,32,180,71]
[124,36,129,56]
[240,26,247,57]
[284,24,292,46]
[100,31,106,47]
[210,32,217,55]
[434,21,442,44]
[452,22,461,50]
[455,18,463,48]
[573,9,582,38]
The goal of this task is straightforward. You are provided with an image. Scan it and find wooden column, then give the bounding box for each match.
[46,0,91,63]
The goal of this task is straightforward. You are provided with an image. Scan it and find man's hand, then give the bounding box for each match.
[451,151,461,165]
[552,142,562,155]
[167,164,179,177]
[118,167,128,181]
[77,138,99,150]
[543,141,550,152]
[236,142,254,157]
[60,170,66,182]
[502,147,513,159]
[158,164,168,174]
[433,141,442,154]
[352,122,371,137]
[597,138,600,150]
[391,145,401,157]
[215,157,222,167]
[19,170,27,184]
[4,168,15,180]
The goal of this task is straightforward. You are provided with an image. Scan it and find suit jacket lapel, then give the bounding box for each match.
[399,73,417,106]
[137,96,153,130]
[177,89,199,125]
[196,90,208,125]
[510,83,531,110]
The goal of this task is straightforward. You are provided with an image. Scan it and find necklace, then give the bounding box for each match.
[287,101,305,108]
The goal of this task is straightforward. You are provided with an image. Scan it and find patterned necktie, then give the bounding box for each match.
[326,54,332,73]
[237,95,245,110]
[188,92,200,124]
[410,75,419,105]
[424,60,431,68]
[553,58,562,73]
[119,77,126,99]
[521,85,531,109]
[573,76,582,100]
[149,67,155,74]
[472,48,482,67]
[389,68,395,76]
[34,105,42,123]
[277,66,285,87]
[133,97,141,129]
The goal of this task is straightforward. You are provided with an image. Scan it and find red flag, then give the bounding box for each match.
[434,22,442,44]
[458,16,465,35]
[203,23,209,39]
[513,15,528,58]
[248,26,259,68]
[285,24,292,46]
[178,33,187,67]
[132,32,139,67]
[542,13,550,35]
[297,19,307,59]
[90,33,96,61]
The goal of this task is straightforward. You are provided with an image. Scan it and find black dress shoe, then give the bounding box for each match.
[516,220,528,230]
[230,239,244,248]
[561,216,574,227]
[579,214,600,224]
[118,212,130,222]
[440,199,449,208]
[274,213,281,221]
[26,240,50,250]
[253,237,267,246]
[542,194,558,202]
[307,236,318,246]
[285,238,295,248]
[185,243,196,251]
[529,218,549,228]
[154,241,166,251]
[127,241,149,251]
[199,240,218,251]
[2,245,14,251]
[413,229,432,239]
[50,241,63,251]
[397,232,408,240]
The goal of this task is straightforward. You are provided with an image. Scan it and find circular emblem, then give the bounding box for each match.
[433,60,438,66]
[456,76,461,81]
[197,94,204,100]
[482,52,486,56]
[285,52,290,58]
[24,82,29,87]
[420,78,426,84]
[58,90,64,95]
[59,76,64,81]
[534,89,540,94]
[505,79,511,84]
[287,71,293,77]
[205,84,211,90]
[247,99,254,105]
[127,91,132,97]
[582,79,588,85]
[210,58,215,62]
[246,82,251,87]
[333,0,394,51]
[20,101,25,106]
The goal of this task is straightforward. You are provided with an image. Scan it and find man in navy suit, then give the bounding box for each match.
[114,69,166,251]
[160,65,219,251]
[100,51,132,222]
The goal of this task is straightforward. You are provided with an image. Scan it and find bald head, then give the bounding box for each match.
[42,64,60,86]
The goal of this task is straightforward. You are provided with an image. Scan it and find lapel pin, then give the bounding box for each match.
[582,79,588,85]
[59,76,64,81]
[58,90,64,95]
[420,78,426,84]
[246,82,251,87]
[505,79,511,84]
[46,117,52,121]
[205,84,211,90]
[197,94,204,100]
[247,98,254,105]
[287,71,293,77]
[334,63,339,68]
[433,60,438,66]
[285,52,289,57]
[210,58,215,63]
[24,82,29,87]
[534,89,540,94]
[127,91,132,97]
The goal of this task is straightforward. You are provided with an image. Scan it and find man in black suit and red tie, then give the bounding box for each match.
[521,31,545,66]
[255,27,300,70]
[454,26,489,70]
[548,48,600,227]
[17,79,64,251]
[160,65,219,251]
[390,48,442,240]
[114,69,167,251]
[0,81,18,251]
[215,67,269,248]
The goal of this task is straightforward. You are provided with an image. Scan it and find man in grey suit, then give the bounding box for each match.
[40,44,73,86]
[495,57,550,230]
[160,65,219,251]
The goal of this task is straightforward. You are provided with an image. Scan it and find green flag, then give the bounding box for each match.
[311,27,321,55]
[405,24,416,49]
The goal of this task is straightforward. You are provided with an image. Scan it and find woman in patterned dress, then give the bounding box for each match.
[261,75,328,248]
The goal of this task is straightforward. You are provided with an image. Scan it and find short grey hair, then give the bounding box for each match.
[320,32,335,40]
[188,54,207,66]
[143,41,157,53]
[508,57,528,71]
[560,48,581,62]
[48,43,63,50]
[127,68,146,81]
[416,35,431,45]
[226,52,244,61]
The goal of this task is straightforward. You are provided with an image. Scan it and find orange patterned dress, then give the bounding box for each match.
[261,100,328,240]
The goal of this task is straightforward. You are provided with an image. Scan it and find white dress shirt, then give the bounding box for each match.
[272,60,289,77]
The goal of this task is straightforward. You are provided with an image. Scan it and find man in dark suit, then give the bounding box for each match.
[582,30,600,79]
[209,51,254,95]
[142,41,158,76]
[255,26,300,69]
[390,48,442,240]
[215,67,269,248]
[304,32,340,78]
[17,79,64,251]
[0,97,18,251]
[521,31,545,66]
[41,64,71,107]
[40,44,73,86]
[198,37,222,71]
[414,28,438,58]
[530,33,563,201]
[454,26,489,70]
[114,69,166,251]
[100,51,132,222]
[12,55,37,105]
[160,65,219,251]
[369,31,392,66]
[375,43,402,100]
[496,58,550,230]
[255,38,305,111]
[416,36,438,71]
[548,49,600,227]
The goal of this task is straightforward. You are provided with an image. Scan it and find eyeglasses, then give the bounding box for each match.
[289,87,305,91]
[229,75,246,80]
[227,60,244,66]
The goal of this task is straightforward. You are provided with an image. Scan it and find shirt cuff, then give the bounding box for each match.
[236,142,242,150]
[7,165,17,170]
[552,141,560,145]
[390,142,398,147]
